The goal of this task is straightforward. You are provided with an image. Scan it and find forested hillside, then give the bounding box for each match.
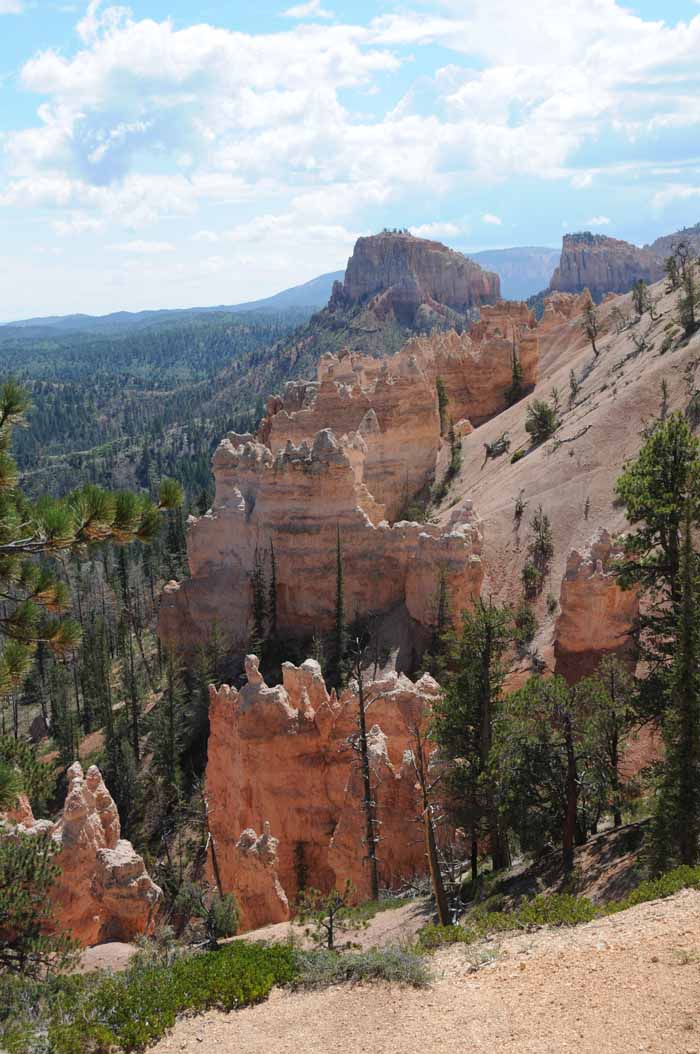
[2,307,312,503]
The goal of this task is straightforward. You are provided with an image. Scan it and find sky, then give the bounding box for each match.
[2,0,700,319]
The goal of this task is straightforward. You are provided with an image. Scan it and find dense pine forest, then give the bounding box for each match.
[1,306,313,504]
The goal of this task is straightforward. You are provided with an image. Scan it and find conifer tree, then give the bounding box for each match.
[331,526,348,688]
[615,413,700,709]
[650,503,700,870]
[432,600,513,877]
[268,541,278,643]
[249,548,268,657]
[0,380,182,696]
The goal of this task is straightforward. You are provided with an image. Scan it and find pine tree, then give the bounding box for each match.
[505,344,524,406]
[650,503,700,870]
[436,376,448,435]
[432,600,513,877]
[0,380,182,696]
[615,413,700,715]
[331,526,348,688]
[0,831,77,976]
[268,541,278,643]
[249,548,268,656]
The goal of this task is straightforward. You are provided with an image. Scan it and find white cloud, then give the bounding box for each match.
[107,240,175,254]
[193,229,220,243]
[282,0,334,19]
[652,184,700,209]
[481,213,502,225]
[410,221,462,239]
[0,0,23,12]
[586,215,611,226]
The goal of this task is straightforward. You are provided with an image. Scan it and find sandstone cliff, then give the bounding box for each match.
[549,233,664,300]
[205,655,439,923]
[158,425,483,656]
[2,763,160,946]
[331,232,500,326]
[554,530,639,680]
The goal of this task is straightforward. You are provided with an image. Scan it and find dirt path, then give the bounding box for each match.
[153,889,700,1054]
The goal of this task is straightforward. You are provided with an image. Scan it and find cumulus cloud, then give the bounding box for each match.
[0,0,23,12]
[282,0,334,19]
[410,221,462,239]
[3,0,700,294]
[586,215,611,226]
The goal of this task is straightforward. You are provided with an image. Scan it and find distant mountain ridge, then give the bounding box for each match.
[465,247,560,300]
[2,271,343,336]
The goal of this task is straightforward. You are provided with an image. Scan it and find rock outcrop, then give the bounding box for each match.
[2,763,161,946]
[205,655,439,923]
[158,423,483,657]
[538,290,592,334]
[554,530,639,680]
[259,305,539,520]
[402,302,539,425]
[648,222,700,259]
[330,232,500,326]
[550,233,665,301]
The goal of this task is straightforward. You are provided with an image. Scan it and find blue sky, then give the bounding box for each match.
[1,0,700,318]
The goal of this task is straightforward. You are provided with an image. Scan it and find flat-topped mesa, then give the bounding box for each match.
[549,233,664,301]
[206,654,441,923]
[1,763,160,946]
[158,426,483,656]
[330,232,500,325]
[554,529,640,681]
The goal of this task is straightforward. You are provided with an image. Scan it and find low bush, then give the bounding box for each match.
[293,947,430,989]
[510,449,526,464]
[2,942,297,1054]
[417,866,700,954]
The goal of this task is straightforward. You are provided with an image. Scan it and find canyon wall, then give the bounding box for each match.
[205,655,439,923]
[554,530,639,681]
[159,425,483,655]
[550,233,664,301]
[2,763,160,946]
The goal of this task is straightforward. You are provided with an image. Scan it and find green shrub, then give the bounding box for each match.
[1,943,298,1054]
[525,399,559,446]
[604,865,700,915]
[510,449,526,464]
[292,947,430,989]
[416,924,474,950]
[514,601,538,646]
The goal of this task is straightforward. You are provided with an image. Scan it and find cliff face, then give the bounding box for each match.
[2,763,160,946]
[549,233,665,300]
[554,530,640,681]
[205,655,439,922]
[402,302,539,425]
[330,232,500,326]
[259,303,538,517]
[158,425,483,656]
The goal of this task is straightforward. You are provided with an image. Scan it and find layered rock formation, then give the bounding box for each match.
[330,232,500,326]
[159,425,483,656]
[3,763,161,946]
[259,303,539,521]
[403,302,539,425]
[538,290,592,334]
[550,233,664,301]
[205,655,439,922]
[554,530,639,680]
[648,222,700,258]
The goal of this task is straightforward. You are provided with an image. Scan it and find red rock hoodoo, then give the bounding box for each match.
[2,762,161,946]
[205,655,440,926]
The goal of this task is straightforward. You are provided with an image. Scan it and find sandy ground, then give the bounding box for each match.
[152,889,700,1054]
